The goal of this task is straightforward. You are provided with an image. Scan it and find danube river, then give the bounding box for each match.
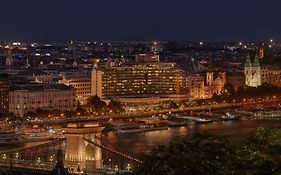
[101,117,281,155]
[1,117,281,172]
[61,117,281,172]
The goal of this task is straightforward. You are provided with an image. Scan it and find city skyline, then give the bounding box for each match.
[1,0,281,42]
[1,1,281,174]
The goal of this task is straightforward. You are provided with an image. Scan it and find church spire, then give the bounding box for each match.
[252,53,260,67]
[245,53,252,67]
[26,58,31,68]
[6,45,13,66]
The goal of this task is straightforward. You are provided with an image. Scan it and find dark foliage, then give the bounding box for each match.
[135,126,281,175]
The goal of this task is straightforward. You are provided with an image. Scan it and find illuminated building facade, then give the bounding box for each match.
[9,84,76,117]
[261,66,281,87]
[60,74,91,105]
[187,71,226,100]
[187,74,205,100]
[0,77,9,114]
[92,62,184,99]
[244,55,261,87]
[204,71,226,99]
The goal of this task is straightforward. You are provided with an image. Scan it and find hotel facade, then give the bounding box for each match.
[91,62,186,99]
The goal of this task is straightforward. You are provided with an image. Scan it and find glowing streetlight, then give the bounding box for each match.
[3,154,7,160]
[127,163,131,171]
[37,157,41,164]
[50,155,54,163]
[15,153,19,160]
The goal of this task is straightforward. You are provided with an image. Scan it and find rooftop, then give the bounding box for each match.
[10,83,75,92]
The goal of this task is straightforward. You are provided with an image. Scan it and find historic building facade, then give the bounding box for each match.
[9,84,76,116]
[261,65,281,87]
[244,55,261,87]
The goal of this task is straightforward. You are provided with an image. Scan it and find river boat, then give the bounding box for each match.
[0,127,26,145]
[220,112,240,121]
[115,123,168,134]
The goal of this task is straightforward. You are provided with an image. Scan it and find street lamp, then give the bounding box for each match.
[50,155,54,163]
[3,154,6,160]
[37,157,41,165]
[15,153,19,160]
[127,163,131,171]
[109,158,112,169]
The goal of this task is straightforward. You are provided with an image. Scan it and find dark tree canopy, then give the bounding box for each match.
[107,100,125,114]
[135,126,281,175]
[87,95,107,113]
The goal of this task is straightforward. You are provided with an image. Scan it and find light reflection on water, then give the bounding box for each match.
[1,118,281,172]
[102,119,281,154]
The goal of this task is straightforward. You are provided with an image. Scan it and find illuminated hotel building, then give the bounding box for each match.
[92,61,185,99]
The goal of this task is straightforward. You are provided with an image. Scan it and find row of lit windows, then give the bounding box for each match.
[10,92,75,98]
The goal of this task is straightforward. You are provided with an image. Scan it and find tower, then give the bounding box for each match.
[73,59,78,67]
[6,46,13,66]
[26,58,31,68]
[244,54,261,87]
[244,54,252,86]
[251,55,261,87]
[91,59,103,98]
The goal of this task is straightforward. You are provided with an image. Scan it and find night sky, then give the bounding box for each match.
[0,0,281,42]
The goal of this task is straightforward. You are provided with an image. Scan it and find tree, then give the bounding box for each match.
[25,111,36,120]
[107,100,125,114]
[222,83,235,97]
[76,101,87,115]
[35,109,49,119]
[0,110,5,121]
[87,95,107,113]
[135,126,281,175]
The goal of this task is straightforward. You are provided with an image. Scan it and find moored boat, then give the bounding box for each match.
[220,112,240,121]
[115,123,168,134]
[0,128,27,145]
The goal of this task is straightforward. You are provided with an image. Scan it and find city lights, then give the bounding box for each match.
[0,1,281,174]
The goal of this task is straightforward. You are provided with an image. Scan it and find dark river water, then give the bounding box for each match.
[101,117,281,154]
[1,117,281,172]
